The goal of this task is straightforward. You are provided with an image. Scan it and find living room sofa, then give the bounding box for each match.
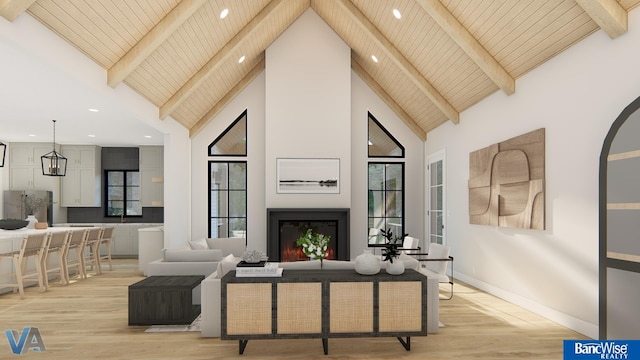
[200,254,440,337]
[145,237,246,304]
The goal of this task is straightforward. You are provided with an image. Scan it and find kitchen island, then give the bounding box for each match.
[54,223,163,258]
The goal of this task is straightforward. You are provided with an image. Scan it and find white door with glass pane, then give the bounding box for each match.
[427,151,445,246]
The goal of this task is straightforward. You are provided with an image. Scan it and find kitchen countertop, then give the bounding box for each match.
[54,223,163,227]
[0,226,91,240]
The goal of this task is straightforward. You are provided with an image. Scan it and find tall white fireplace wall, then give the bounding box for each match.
[265,8,352,209]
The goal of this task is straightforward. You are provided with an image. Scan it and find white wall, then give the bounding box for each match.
[162,118,191,248]
[425,7,640,338]
[265,9,351,209]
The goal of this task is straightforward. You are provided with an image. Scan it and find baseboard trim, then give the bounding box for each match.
[454,272,598,339]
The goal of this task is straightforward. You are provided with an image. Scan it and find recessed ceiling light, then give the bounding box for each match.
[393,9,402,19]
[238,55,246,64]
[88,134,96,138]
[371,55,379,63]
[220,8,229,19]
[28,134,36,137]
[144,135,152,138]
[88,108,99,112]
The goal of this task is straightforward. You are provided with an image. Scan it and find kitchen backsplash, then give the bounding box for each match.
[67,207,163,223]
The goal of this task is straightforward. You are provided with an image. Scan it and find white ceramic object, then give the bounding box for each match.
[386,258,405,275]
[25,215,38,229]
[355,249,380,275]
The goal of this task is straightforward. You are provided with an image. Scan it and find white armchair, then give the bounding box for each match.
[414,242,454,300]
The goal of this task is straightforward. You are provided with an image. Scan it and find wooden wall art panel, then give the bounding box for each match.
[468,128,545,230]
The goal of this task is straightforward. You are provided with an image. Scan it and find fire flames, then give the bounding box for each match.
[281,245,335,262]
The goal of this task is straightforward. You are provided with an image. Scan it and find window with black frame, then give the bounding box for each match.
[367,112,405,246]
[209,161,247,238]
[106,170,142,217]
[368,163,404,245]
[208,110,248,239]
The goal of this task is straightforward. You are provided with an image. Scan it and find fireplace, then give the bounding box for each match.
[267,208,349,262]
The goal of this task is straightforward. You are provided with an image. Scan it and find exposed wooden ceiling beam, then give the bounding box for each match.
[352,56,426,141]
[416,0,515,95]
[107,0,207,88]
[575,0,627,39]
[0,0,36,21]
[160,0,289,120]
[190,55,265,138]
[335,0,459,124]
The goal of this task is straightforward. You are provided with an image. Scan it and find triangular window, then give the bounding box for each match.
[208,110,247,156]
[368,112,404,158]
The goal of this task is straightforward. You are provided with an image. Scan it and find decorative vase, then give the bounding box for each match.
[386,258,405,275]
[355,249,380,275]
[25,215,38,229]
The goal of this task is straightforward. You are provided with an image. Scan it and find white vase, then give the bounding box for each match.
[355,249,380,275]
[386,258,405,275]
[26,215,38,229]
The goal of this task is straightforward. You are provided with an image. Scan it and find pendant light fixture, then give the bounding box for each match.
[0,140,6,167]
[41,119,67,176]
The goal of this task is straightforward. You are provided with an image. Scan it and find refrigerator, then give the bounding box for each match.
[3,190,54,226]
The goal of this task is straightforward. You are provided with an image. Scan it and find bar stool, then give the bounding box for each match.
[0,233,49,299]
[42,230,71,288]
[64,229,88,283]
[98,227,115,271]
[84,227,103,276]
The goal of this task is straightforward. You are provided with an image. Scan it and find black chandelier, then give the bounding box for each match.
[0,140,6,167]
[41,120,67,176]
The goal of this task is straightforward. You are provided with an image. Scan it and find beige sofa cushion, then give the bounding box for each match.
[206,237,246,257]
[163,248,224,262]
[278,260,322,270]
[321,260,355,270]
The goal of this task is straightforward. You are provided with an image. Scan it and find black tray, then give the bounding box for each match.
[236,261,266,267]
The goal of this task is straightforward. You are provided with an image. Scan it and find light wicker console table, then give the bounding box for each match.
[221,269,427,355]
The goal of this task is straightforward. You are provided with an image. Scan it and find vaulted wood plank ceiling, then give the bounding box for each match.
[2,0,637,141]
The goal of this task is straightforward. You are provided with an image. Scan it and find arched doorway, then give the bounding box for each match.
[599,96,640,339]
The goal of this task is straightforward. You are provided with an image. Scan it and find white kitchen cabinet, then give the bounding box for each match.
[112,226,134,257]
[9,143,60,192]
[138,226,164,275]
[110,224,158,257]
[60,146,101,207]
[139,146,164,207]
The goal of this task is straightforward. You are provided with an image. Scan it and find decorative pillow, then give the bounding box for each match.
[188,238,209,250]
[217,254,241,278]
[164,248,223,262]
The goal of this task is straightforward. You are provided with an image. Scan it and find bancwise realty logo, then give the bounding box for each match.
[564,340,640,359]
[4,327,46,355]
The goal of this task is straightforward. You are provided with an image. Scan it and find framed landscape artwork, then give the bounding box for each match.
[277,158,340,194]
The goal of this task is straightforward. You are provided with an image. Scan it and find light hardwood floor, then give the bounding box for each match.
[0,259,587,359]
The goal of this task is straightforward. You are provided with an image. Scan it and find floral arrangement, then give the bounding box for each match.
[379,228,408,263]
[296,229,331,260]
[23,195,51,216]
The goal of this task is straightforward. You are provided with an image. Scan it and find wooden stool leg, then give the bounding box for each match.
[58,252,67,285]
[41,252,49,291]
[15,256,25,299]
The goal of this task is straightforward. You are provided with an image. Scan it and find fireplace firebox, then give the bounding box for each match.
[267,208,349,262]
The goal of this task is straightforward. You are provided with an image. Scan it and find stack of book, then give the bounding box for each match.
[235,263,283,277]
